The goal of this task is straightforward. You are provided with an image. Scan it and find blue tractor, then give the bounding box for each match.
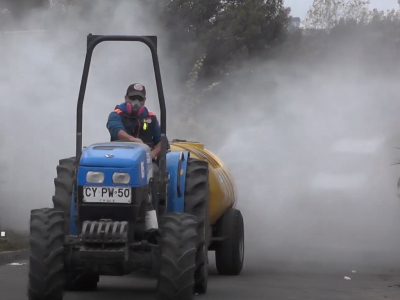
[27,35,210,300]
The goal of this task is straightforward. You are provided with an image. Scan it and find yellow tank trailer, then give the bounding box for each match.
[170,140,237,224]
[170,140,244,276]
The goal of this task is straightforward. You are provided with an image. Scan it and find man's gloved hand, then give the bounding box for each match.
[128,136,143,143]
[151,150,158,160]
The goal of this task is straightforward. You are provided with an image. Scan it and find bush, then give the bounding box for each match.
[0,229,28,251]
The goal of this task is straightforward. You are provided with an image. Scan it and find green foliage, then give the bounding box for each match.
[303,0,400,31]
[266,0,400,70]
[303,0,372,30]
[0,229,28,251]
[158,0,291,81]
[186,54,207,93]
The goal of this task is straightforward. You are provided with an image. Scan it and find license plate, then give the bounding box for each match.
[83,186,131,203]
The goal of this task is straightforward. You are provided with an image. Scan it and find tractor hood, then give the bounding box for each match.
[79,142,151,168]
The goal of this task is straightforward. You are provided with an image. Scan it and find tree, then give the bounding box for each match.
[303,0,371,31]
[200,0,291,78]
[157,0,291,81]
[155,0,222,82]
[0,0,50,20]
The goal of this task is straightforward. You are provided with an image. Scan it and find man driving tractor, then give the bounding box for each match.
[106,82,164,232]
[106,82,162,160]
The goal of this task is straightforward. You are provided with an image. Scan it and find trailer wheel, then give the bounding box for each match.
[157,213,197,300]
[215,207,244,275]
[184,158,210,294]
[28,208,66,300]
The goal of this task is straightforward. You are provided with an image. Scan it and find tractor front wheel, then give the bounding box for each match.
[28,208,66,300]
[52,156,100,291]
[156,213,197,300]
[52,157,76,234]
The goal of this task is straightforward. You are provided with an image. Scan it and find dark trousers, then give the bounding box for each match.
[152,161,159,180]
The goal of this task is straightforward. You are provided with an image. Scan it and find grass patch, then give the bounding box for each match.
[0,229,29,251]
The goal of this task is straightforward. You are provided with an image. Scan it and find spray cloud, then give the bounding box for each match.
[1,1,400,274]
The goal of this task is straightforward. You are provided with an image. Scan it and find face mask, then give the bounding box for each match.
[126,99,144,115]
[131,99,141,111]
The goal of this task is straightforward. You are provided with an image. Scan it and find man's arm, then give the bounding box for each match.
[107,111,142,142]
[151,117,162,159]
[152,141,162,159]
[117,130,143,142]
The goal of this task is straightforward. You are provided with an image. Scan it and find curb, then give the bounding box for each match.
[0,249,29,266]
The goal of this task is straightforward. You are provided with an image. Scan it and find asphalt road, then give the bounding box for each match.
[1,256,400,300]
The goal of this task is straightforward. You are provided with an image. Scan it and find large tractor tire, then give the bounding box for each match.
[157,213,198,300]
[215,207,244,275]
[51,156,99,291]
[28,208,66,300]
[183,158,210,294]
[52,157,75,234]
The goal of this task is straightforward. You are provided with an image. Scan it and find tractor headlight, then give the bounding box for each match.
[0,231,5,238]
[86,171,104,183]
[112,172,130,184]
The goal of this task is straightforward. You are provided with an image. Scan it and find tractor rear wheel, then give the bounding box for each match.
[215,207,244,275]
[184,158,210,294]
[156,213,197,300]
[28,208,66,300]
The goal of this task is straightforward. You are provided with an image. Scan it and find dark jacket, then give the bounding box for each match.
[106,102,161,149]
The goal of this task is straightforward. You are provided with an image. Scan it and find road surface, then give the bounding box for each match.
[1,257,400,300]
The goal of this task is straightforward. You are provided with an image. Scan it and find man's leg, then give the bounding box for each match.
[145,161,160,232]
[150,161,160,213]
[152,161,159,180]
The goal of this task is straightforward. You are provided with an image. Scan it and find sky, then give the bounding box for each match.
[285,0,400,18]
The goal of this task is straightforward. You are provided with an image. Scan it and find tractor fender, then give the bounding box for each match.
[165,150,190,213]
